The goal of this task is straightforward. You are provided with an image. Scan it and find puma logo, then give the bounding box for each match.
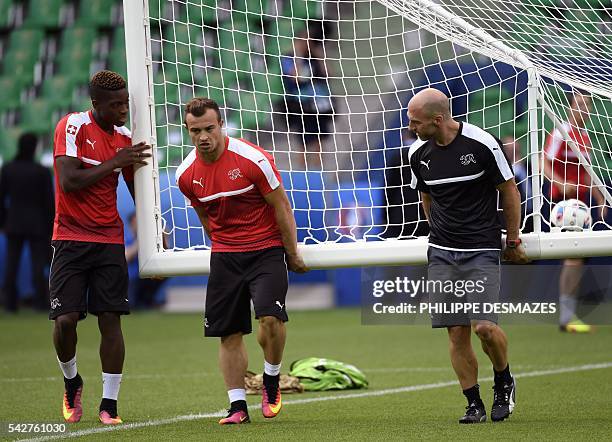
[275,301,284,310]
[420,160,431,170]
[86,139,96,150]
[193,178,204,188]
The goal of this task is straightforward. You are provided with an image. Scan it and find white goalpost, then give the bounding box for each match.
[123,0,612,277]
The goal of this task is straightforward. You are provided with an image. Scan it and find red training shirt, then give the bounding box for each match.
[544,122,592,202]
[53,110,133,244]
[176,136,283,252]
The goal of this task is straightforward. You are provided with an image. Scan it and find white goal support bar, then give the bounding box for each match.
[124,0,612,277]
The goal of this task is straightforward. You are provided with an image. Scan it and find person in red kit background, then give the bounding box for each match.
[176,97,307,425]
[50,70,151,425]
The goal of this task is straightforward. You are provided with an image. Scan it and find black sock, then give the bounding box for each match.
[64,373,82,390]
[230,400,248,413]
[100,398,118,417]
[463,384,483,405]
[494,364,513,385]
[263,373,280,387]
[263,373,280,401]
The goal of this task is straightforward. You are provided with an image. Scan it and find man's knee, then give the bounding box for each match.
[97,312,122,337]
[220,332,244,349]
[258,316,284,335]
[473,322,497,342]
[447,325,471,347]
[54,313,79,335]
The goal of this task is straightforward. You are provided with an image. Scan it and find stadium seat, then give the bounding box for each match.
[20,99,55,135]
[234,90,272,129]
[234,0,269,16]
[77,0,118,27]
[42,76,75,109]
[62,27,97,51]
[284,0,321,19]
[0,76,23,113]
[264,17,303,57]
[0,0,13,29]
[57,46,92,83]
[2,50,37,87]
[0,126,22,161]
[23,0,64,28]
[179,1,217,25]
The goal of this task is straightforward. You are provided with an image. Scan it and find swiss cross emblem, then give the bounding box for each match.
[228,168,243,180]
[67,125,78,135]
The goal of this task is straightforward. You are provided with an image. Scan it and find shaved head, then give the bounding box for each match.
[407,88,455,142]
[409,88,451,119]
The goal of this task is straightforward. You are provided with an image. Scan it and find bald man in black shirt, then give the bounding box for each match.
[408,88,527,423]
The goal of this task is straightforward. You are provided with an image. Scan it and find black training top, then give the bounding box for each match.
[409,122,514,251]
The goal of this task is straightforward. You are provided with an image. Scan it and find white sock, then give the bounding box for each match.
[102,373,123,400]
[264,361,281,376]
[228,388,246,404]
[559,294,577,325]
[58,355,77,380]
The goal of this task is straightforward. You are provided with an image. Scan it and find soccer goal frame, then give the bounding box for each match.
[123,0,612,277]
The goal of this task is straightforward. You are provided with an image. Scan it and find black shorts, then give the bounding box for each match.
[427,247,500,328]
[49,240,129,320]
[205,247,288,337]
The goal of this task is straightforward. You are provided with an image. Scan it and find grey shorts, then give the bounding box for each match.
[427,247,500,328]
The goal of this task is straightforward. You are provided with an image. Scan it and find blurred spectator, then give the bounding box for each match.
[384,128,429,238]
[502,135,533,232]
[281,20,335,169]
[124,212,167,309]
[0,133,54,312]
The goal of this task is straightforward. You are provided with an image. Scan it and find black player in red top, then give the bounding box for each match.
[176,97,307,424]
[50,71,151,425]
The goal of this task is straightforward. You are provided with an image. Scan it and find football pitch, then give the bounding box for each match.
[1,309,611,441]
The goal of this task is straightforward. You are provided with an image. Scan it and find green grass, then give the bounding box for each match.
[1,309,611,441]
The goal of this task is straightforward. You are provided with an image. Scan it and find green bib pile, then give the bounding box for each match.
[289,357,369,391]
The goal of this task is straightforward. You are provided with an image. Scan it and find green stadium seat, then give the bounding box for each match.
[0,127,22,162]
[24,0,64,28]
[180,2,217,26]
[2,50,37,86]
[62,27,97,51]
[467,88,516,139]
[217,19,256,84]
[234,0,269,16]
[57,48,92,83]
[42,76,75,108]
[20,99,55,135]
[235,90,272,129]
[264,17,302,56]
[0,77,23,113]
[8,27,44,47]
[284,0,321,19]
[109,49,127,78]
[72,94,93,112]
[0,0,14,28]
[77,0,118,27]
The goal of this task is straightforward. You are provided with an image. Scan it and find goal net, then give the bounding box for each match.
[123,0,612,276]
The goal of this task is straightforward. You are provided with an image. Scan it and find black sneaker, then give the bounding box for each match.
[459,400,487,424]
[491,377,516,422]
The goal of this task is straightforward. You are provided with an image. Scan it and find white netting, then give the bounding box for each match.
[144,0,612,252]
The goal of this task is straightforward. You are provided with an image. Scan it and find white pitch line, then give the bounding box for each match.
[16,362,612,442]
[0,364,563,383]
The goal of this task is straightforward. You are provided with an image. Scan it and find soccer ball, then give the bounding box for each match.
[550,199,592,231]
